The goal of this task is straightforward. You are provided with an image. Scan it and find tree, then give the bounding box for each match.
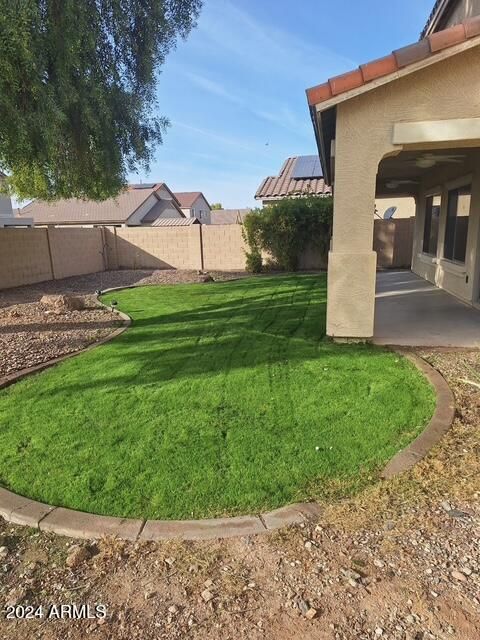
[211,202,223,210]
[0,0,202,201]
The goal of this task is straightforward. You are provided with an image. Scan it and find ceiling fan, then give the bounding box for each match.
[385,179,419,189]
[408,153,465,169]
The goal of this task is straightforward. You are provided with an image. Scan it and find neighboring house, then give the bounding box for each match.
[0,172,33,228]
[255,156,331,205]
[149,217,200,227]
[210,209,251,225]
[174,192,212,224]
[16,183,185,227]
[255,156,415,219]
[421,0,480,36]
[306,1,480,340]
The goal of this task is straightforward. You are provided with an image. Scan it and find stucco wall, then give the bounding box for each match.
[411,150,480,303]
[326,44,480,337]
[126,191,182,226]
[375,197,415,220]
[0,194,13,219]
[192,195,212,225]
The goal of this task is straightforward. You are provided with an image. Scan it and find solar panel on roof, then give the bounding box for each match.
[290,155,322,180]
[130,183,156,189]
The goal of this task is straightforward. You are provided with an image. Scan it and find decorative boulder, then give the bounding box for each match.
[40,294,85,313]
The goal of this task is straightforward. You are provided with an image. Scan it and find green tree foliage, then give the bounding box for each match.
[0,1,202,201]
[211,202,223,210]
[243,196,333,272]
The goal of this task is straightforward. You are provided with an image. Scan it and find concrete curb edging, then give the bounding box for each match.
[0,289,455,541]
[381,349,456,478]
[0,485,323,541]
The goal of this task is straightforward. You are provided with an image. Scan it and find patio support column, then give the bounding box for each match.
[327,151,378,340]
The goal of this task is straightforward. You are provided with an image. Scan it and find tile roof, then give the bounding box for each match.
[210,209,251,225]
[306,17,480,107]
[17,184,174,225]
[421,0,451,38]
[255,157,332,200]
[151,216,200,226]
[174,191,209,209]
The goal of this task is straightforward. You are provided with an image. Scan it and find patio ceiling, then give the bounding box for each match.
[375,147,480,197]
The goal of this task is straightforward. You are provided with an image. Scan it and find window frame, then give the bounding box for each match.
[442,177,472,265]
[422,190,442,257]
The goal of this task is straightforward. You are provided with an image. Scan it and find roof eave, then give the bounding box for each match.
[310,106,333,186]
[307,34,480,114]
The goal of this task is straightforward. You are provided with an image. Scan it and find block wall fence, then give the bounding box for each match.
[0,219,414,290]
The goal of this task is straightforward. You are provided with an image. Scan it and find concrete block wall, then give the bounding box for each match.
[0,219,412,290]
[48,228,105,279]
[0,229,53,288]
[202,225,247,271]
[106,226,203,270]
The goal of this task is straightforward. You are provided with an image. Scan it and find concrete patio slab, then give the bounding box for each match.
[374,271,480,347]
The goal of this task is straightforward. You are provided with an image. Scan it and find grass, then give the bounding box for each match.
[0,274,435,520]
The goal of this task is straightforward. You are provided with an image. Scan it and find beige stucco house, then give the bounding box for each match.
[174,192,212,224]
[16,183,185,228]
[0,172,33,228]
[306,1,480,340]
[255,155,415,220]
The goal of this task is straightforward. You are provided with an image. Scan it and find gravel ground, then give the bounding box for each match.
[0,270,247,378]
[0,349,479,639]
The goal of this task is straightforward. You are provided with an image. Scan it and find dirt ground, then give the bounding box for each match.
[0,274,479,639]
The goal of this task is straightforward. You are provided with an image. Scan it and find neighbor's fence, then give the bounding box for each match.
[0,227,105,289]
[373,217,414,269]
[0,218,414,290]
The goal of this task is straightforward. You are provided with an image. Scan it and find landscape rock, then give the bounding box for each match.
[66,544,91,569]
[40,294,85,312]
[201,589,214,602]
[451,569,467,582]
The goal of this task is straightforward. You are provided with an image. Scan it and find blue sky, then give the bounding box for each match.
[134,0,434,208]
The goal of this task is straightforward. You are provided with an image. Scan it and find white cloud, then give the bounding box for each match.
[195,0,356,82]
[173,120,266,154]
[180,69,312,138]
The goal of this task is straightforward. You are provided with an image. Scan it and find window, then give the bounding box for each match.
[422,194,441,255]
[443,185,471,263]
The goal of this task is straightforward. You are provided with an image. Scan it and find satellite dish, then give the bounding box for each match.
[383,206,397,220]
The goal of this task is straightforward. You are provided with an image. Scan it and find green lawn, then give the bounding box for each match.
[0,274,435,520]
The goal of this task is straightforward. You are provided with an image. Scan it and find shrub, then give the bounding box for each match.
[243,196,333,272]
[245,250,263,273]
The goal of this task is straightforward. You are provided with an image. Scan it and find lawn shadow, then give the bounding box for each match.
[44,274,381,394]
